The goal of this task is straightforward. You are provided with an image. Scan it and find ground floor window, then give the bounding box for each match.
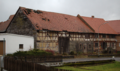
[95,43,98,47]
[19,44,23,51]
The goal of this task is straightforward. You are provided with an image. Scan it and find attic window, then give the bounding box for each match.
[34,10,43,14]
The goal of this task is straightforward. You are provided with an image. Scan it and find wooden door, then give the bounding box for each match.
[58,37,69,54]
[0,41,3,55]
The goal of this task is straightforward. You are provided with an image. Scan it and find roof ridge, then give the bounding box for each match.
[106,20,120,22]
[20,6,77,18]
[81,16,105,20]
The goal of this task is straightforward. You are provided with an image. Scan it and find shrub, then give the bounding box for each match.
[69,51,76,55]
[6,54,13,56]
[11,49,54,56]
[45,49,54,55]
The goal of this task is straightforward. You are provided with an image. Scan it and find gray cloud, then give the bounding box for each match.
[0,0,120,22]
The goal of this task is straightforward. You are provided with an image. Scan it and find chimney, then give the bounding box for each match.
[91,16,94,18]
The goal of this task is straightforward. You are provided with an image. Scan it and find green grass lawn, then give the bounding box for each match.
[56,61,120,71]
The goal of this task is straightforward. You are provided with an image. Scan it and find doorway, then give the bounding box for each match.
[0,41,3,55]
[103,42,107,49]
[58,37,69,54]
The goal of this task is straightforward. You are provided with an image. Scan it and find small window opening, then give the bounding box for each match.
[89,45,91,48]
[84,47,85,49]
[19,44,23,51]
[102,35,106,38]
[95,43,98,47]
[95,34,98,38]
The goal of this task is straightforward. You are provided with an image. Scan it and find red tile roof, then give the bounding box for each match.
[107,20,120,34]
[20,7,93,33]
[80,16,117,34]
[0,15,14,32]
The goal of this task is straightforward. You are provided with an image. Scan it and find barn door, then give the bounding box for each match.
[58,37,69,54]
[0,41,3,55]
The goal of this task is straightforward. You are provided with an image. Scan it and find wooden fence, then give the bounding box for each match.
[4,56,72,71]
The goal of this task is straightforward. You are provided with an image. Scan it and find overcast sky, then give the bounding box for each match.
[0,0,120,22]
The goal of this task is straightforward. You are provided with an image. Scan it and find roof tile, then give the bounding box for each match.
[0,15,14,32]
[20,7,93,33]
[81,16,117,34]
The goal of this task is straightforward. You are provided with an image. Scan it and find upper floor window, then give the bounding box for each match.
[111,35,115,38]
[109,35,115,38]
[95,34,98,38]
[85,34,90,38]
[102,35,106,38]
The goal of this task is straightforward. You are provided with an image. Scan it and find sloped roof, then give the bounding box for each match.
[20,7,93,33]
[0,15,14,32]
[107,20,120,34]
[81,16,117,34]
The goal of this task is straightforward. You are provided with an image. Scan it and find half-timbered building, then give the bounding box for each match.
[1,7,119,54]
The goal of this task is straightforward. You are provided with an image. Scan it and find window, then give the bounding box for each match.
[112,43,114,47]
[102,35,106,38]
[109,35,115,38]
[80,44,82,49]
[89,45,91,48]
[85,34,90,38]
[19,44,23,51]
[95,34,98,38]
[109,35,111,38]
[111,35,115,38]
[84,47,85,49]
[95,43,98,47]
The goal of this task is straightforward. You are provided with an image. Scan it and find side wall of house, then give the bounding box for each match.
[93,34,116,52]
[0,33,34,55]
[7,9,36,36]
[6,9,37,48]
[116,35,120,51]
[37,31,117,53]
[36,31,94,53]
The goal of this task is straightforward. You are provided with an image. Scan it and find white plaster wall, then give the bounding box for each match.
[0,33,34,55]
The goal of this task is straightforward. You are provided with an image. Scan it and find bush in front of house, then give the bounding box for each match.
[45,49,54,55]
[10,49,53,56]
[69,51,76,55]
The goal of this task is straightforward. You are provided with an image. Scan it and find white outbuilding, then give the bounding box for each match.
[0,33,34,55]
